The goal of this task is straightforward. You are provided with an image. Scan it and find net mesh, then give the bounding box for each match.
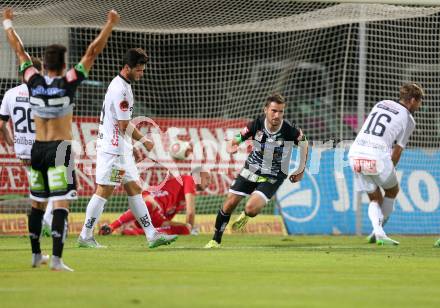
[1,0,440,235]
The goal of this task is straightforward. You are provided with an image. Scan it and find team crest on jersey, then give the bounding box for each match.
[66,68,78,83]
[119,100,129,111]
[255,130,264,142]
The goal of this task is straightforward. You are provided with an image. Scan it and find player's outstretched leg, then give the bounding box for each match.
[204,209,231,248]
[205,193,242,248]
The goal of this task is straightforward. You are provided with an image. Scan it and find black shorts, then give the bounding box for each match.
[229,175,284,202]
[29,140,77,201]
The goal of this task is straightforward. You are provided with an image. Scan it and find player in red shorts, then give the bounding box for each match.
[99,167,211,236]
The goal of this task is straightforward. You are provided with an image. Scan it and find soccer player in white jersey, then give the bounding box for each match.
[0,57,54,237]
[348,83,424,246]
[0,57,42,163]
[78,48,177,249]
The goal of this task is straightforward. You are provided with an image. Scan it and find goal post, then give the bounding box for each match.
[1,0,440,236]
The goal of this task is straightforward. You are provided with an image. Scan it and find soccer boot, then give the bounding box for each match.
[376,236,399,246]
[50,256,74,272]
[148,233,178,249]
[204,240,221,249]
[434,238,440,247]
[231,211,249,231]
[366,231,376,244]
[31,253,49,268]
[77,236,107,248]
[98,224,113,236]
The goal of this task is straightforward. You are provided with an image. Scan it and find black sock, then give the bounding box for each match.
[213,209,231,244]
[28,207,44,254]
[52,208,68,258]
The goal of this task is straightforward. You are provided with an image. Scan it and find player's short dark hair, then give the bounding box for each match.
[400,83,424,102]
[265,93,286,107]
[123,48,148,68]
[44,44,67,72]
[30,56,42,72]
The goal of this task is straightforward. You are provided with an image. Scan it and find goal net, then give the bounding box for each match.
[1,0,440,235]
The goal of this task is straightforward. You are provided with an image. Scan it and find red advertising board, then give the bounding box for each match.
[0,116,250,196]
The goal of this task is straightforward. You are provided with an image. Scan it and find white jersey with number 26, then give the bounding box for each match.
[0,84,35,160]
[349,100,415,160]
[96,75,134,155]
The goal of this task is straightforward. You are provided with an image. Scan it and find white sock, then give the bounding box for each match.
[43,200,53,226]
[80,194,106,239]
[127,194,157,241]
[382,197,395,224]
[368,201,386,238]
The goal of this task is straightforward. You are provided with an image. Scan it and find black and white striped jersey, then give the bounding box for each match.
[239,115,301,179]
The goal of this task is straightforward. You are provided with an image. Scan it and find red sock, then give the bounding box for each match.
[157,225,191,235]
[110,210,136,230]
[121,227,145,236]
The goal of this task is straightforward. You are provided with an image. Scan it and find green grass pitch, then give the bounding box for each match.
[1,234,439,308]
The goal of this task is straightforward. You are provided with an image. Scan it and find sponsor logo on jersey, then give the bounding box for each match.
[14,136,35,146]
[31,86,66,97]
[119,100,129,111]
[377,103,399,114]
[15,96,29,103]
[111,124,119,146]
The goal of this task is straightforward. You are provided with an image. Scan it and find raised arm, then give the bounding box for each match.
[79,10,120,73]
[3,8,31,65]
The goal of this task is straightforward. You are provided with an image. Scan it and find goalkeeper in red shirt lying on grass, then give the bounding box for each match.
[99,166,211,236]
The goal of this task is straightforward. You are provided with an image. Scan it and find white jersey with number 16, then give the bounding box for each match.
[96,75,134,155]
[348,100,415,160]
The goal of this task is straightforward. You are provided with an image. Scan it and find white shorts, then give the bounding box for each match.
[95,151,139,185]
[349,156,398,193]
